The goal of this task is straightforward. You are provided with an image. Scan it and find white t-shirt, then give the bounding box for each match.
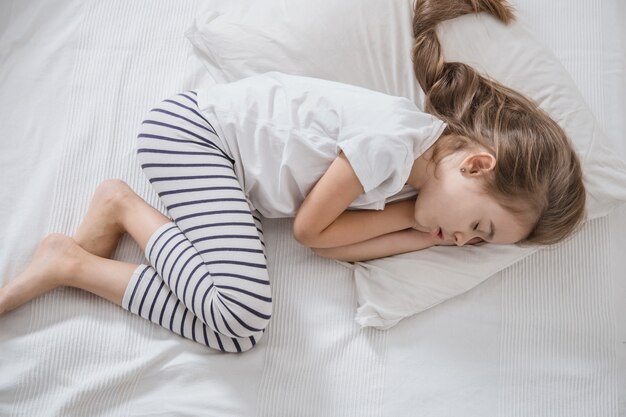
[196,72,446,218]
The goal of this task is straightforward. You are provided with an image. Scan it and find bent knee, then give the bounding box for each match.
[220,329,268,354]
[209,293,272,339]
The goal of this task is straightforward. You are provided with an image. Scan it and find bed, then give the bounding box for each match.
[0,0,624,416]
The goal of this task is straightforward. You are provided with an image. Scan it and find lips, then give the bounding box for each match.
[431,227,443,239]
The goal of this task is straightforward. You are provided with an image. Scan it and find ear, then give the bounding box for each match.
[461,152,496,176]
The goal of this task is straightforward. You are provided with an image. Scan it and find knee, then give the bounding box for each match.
[209,291,272,339]
[217,328,268,354]
[238,330,268,354]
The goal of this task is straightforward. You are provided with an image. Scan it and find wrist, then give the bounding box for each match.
[406,228,439,249]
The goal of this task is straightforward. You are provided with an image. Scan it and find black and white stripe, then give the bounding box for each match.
[122,91,272,353]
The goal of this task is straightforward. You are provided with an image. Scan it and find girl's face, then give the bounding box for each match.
[412,150,530,246]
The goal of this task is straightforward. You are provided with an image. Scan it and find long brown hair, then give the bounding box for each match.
[412,0,586,245]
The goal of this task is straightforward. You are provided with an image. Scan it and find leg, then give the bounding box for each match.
[0,178,169,315]
[2,91,272,353]
[0,234,135,314]
[73,178,174,256]
[1,178,265,352]
[0,174,171,312]
[123,91,272,351]
[72,179,267,352]
[73,179,170,259]
[83,180,265,352]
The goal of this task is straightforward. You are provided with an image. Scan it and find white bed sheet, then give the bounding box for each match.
[0,0,623,416]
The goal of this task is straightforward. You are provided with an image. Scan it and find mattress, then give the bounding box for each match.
[0,0,624,416]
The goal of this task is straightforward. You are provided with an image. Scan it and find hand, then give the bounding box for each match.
[405,228,448,246]
[434,236,485,246]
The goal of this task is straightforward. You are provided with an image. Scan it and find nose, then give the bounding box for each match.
[454,231,485,246]
[453,232,471,246]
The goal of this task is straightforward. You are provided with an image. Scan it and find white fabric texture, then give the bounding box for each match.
[0,0,624,416]
[185,0,626,328]
[196,71,446,217]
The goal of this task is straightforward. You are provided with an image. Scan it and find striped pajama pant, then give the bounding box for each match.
[121,91,272,353]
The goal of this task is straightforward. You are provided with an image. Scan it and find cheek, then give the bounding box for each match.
[415,186,446,214]
[416,190,466,229]
[414,189,441,224]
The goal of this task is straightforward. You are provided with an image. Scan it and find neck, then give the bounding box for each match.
[406,149,434,190]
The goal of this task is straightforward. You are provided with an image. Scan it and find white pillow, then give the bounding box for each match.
[186,0,626,329]
[185,0,424,102]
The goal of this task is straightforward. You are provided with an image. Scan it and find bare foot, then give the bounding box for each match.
[0,234,84,315]
[73,179,135,258]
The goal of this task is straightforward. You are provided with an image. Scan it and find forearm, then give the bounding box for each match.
[306,199,417,249]
[312,228,436,262]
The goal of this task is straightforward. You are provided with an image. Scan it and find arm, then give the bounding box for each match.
[303,198,417,248]
[311,228,438,262]
[293,151,417,248]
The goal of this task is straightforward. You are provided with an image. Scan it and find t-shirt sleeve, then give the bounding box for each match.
[335,95,446,205]
[337,133,414,197]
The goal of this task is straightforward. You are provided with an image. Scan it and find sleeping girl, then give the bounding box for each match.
[0,0,585,353]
